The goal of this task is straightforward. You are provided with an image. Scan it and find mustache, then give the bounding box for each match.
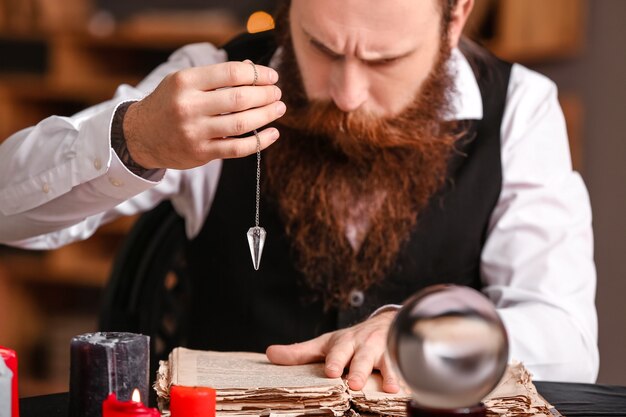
[276,98,445,157]
[278,100,386,141]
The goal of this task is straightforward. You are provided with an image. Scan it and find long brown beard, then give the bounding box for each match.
[265,17,459,310]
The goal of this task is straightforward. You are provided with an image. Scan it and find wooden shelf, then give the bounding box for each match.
[465,0,587,171]
[466,0,586,64]
[1,216,137,288]
[0,12,242,141]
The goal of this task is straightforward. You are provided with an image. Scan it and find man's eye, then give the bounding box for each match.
[368,57,400,67]
[311,40,341,60]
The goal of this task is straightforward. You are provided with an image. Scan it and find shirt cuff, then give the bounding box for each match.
[111,100,160,178]
[369,304,402,318]
[88,100,165,199]
[88,149,165,200]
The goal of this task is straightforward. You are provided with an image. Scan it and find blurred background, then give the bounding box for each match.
[0,0,624,396]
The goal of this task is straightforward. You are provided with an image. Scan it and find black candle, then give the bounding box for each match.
[69,332,150,417]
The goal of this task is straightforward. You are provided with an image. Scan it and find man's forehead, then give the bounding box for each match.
[290,0,441,57]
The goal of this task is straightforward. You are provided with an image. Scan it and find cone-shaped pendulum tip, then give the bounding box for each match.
[247,226,266,270]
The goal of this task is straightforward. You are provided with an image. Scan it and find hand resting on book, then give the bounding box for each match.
[266,310,400,394]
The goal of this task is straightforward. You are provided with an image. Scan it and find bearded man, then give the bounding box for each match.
[0,0,598,389]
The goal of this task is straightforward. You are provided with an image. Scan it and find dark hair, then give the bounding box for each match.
[274,0,460,40]
[440,0,460,40]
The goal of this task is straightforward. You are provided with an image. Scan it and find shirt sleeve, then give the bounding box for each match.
[481,63,598,382]
[0,43,227,246]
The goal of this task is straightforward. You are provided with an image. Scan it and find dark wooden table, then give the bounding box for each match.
[19,381,626,416]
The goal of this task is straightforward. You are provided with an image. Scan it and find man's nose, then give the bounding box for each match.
[330,60,369,113]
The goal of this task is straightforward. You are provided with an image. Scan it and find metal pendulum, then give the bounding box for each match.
[247,129,266,270]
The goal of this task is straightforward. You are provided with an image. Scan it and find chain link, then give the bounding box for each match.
[254,130,261,228]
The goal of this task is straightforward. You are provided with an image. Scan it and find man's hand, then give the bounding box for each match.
[123,61,285,170]
[266,311,400,393]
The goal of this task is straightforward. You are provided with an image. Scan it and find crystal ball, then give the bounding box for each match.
[387,285,508,410]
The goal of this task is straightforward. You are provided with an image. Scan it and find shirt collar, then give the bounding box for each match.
[270,46,483,121]
[446,47,483,121]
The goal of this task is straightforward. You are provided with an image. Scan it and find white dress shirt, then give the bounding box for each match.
[0,43,598,383]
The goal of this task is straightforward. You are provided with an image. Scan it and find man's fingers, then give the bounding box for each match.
[266,334,331,365]
[346,347,378,390]
[177,61,279,91]
[208,101,286,138]
[203,85,282,115]
[204,128,279,160]
[324,340,356,378]
[378,357,401,394]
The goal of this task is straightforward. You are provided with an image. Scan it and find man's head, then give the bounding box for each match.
[266,0,475,309]
[281,0,473,116]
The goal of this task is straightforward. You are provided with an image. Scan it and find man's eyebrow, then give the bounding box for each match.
[302,27,415,64]
[303,28,343,58]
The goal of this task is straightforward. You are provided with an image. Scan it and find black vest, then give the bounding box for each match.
[184,32,512,352]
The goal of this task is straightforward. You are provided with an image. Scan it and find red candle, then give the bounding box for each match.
[170,386,216,417]
[102,390,160,417]
[0,347,19,417]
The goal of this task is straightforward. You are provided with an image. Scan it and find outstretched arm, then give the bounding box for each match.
[0,43,284,246]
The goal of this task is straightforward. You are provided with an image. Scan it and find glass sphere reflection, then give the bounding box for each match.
[387,285,508,410]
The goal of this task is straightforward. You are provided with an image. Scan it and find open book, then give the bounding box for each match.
[155,348,559,417]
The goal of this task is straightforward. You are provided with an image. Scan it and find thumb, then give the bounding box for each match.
[266,334,330,365]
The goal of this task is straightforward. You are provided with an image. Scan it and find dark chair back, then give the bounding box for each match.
[99,201,191,401]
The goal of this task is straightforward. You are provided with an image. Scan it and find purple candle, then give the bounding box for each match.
[69,332,150,417]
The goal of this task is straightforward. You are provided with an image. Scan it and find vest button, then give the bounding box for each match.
[349,289,365,307]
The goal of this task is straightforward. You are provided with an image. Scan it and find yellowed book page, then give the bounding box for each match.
[170,347,346,390]
[351,363,557,417]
